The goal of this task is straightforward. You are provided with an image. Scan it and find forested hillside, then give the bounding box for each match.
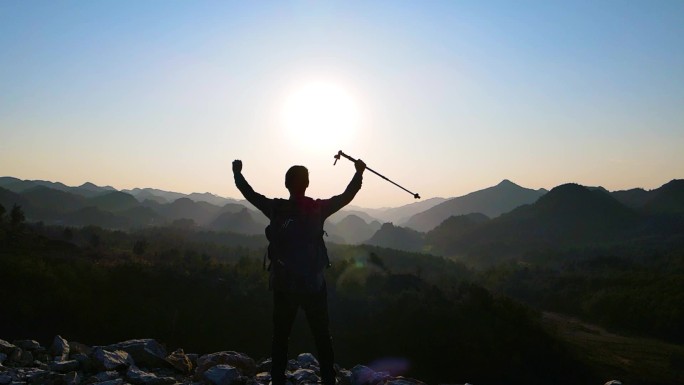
[2,178,684,384]
[0,218,594,385]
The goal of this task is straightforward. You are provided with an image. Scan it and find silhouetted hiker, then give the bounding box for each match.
[232,159,366,385]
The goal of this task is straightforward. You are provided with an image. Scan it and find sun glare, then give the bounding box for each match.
[281,81,359,150]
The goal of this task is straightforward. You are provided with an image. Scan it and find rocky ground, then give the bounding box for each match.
[0,336,426,385]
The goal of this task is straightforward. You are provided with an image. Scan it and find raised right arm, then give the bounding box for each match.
[319,159,366,218]
[233,160,273,218]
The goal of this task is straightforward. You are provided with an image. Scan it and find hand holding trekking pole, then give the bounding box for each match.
[333,150,420,199]
[355,159,366,174]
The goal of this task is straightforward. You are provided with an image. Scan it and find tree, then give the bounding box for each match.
[63,227,74,241]
[368,252,390,274]
[0,203,5,244]
[10,204,25,228]
[171,218,196,230]
[89,233,100,249]
[133,239,148,256]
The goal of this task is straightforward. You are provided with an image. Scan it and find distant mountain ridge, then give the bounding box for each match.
[345,197,448,224]
[0,177,116,198]
[356,180,684,261]
[325,214,382,244]
[365,222,424,252]
[476,183,640,244]
[88,191,139,212]
[122,187,243,207]
[640,179,684,214]
[2,176,682,254]
[424,181,684,266]
[328,209,379,225]
[209,207,266,235]
[0,177,266,233]
[609,180,684,213]
[403,180,547,232]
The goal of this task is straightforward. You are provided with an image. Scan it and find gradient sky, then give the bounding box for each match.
[2,1,683,208]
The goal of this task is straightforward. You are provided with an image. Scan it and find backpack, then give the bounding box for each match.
[265,198,330,292]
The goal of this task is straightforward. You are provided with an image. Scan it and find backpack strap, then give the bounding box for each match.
[263,199,280,271]
[263,250,270,271]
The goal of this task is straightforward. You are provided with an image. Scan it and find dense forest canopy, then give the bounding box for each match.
[1,218,595,385]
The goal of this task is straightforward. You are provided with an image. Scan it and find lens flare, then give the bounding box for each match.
[369,357,411,376]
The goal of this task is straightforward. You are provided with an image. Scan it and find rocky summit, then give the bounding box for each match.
[0,336,427,385]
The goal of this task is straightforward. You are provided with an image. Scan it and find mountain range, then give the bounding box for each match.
[344,197,448,224]
[375,180,684,267]
[0,177,117,197]
[325,214,382,245]
[0,176,520,243]
[0,176,447,243]
[0,178,264,233]
[2,176,682,256]
[403,179,547,232]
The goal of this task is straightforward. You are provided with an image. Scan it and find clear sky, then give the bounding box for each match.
[1,1,683,208]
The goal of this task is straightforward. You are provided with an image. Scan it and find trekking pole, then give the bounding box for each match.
[333,150,421,199]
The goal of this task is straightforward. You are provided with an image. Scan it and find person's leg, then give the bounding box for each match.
[272,289,299,385]
[302,287,335,385]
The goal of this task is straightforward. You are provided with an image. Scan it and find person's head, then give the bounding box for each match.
[285,165,309,196]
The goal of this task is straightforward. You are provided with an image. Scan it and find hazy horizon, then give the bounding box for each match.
[2,1,683,208]
[4,173,681,212]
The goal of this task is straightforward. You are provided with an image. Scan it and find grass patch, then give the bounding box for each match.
[542,312,684,385]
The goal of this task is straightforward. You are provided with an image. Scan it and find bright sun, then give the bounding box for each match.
[281,81,359,150]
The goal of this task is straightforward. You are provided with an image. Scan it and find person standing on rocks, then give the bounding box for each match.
[232,158,366,385]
